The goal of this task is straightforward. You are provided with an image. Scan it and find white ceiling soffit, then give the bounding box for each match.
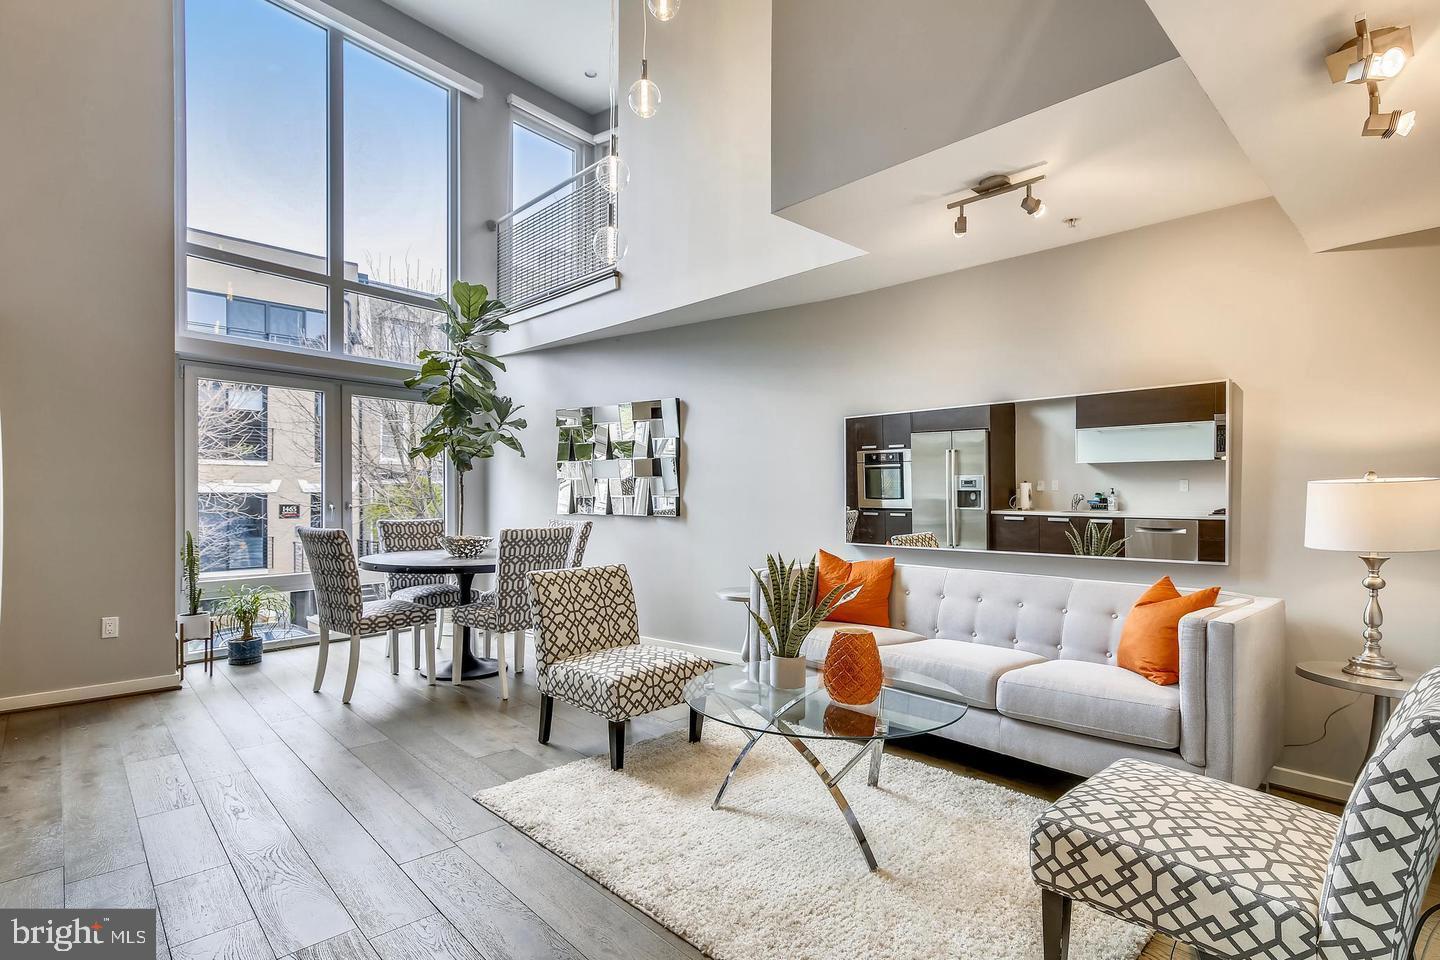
[772,59,1270,297]
[378,0,610,113]
[1146,0,1440,252]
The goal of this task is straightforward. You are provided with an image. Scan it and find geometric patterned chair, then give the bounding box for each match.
[297,527,437,704]
[548,518,595,568]
[888,531,941,548]
[377,517,461,665]
[450,526,573,701]
[1030,664,1440,960]
[526,563,711,770]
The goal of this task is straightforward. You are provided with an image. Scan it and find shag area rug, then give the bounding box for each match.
[475,727,1149,960]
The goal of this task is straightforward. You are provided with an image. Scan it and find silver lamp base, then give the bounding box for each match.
[1342,554,1404,682]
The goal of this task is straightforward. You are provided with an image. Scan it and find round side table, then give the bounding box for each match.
[1296,660,1413,771]
[716,587,751,660]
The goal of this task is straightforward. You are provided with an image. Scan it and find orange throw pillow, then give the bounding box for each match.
[1117,576,1220,685]
[816,550,894,628]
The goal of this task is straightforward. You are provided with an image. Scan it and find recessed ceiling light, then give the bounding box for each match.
[584,70,598,79]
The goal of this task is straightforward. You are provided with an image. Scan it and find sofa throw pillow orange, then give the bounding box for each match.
[815,550,894,628]
[1117,576,1220,685]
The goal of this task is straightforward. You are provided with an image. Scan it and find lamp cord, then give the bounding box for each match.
[1284,695,1360,748]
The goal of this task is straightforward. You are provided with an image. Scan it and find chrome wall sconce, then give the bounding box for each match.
[945,173,1047,238]
[1326,16,1416,140]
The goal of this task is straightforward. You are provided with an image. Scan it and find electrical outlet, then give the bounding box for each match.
[1178,479,1190,493]
[1035,480,1046,492]
[1050,480,1058,493]
[100,617,119,639]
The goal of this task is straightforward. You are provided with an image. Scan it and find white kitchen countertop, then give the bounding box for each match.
[990,509,1227,521]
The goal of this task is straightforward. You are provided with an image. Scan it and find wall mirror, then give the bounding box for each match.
[845,381,1231,564]
[557,399,681,517]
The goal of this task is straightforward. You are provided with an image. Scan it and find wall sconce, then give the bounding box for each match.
[1326,16,1416,140]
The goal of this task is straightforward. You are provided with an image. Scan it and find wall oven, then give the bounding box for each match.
[856,449,912,509]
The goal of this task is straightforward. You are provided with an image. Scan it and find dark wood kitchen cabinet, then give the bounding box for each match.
[1038,516,1125,557]
[909,406,990,432]
[991,514,1040,553]
[850,416,882,451]
[880,413,911,448]
[1198,519,1227,563]
[883,510,912,541]
[852,509,884,544]
[1075,382,1225,429]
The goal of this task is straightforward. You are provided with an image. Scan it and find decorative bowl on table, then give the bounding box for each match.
[442,535,493,559]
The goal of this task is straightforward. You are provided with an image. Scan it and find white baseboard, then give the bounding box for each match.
[644,635,743,666]
[0,672,182,714]
[1267,764,1353,802]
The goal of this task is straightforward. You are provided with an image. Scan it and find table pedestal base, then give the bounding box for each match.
[423,652,499,681]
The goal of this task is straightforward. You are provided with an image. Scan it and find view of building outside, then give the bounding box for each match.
[350,395,445,555]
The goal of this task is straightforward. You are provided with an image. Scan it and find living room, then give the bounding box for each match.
[3,1,1440,959]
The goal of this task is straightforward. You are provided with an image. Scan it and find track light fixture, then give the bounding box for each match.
[944,173,1047,237]
[1326,16,1416,141]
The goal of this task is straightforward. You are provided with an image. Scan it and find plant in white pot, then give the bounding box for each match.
[177,531,212,642]
[406,280,526,558]
[749,554,860,689]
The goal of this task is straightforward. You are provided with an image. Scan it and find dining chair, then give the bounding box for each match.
[548,518,595,567]
[297,527,437,703]
[527,564,710,770]
[377,518,461,667]
[450,526,572,700]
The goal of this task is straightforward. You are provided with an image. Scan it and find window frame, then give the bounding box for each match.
[174,0,461,376]
[508,107,589,213]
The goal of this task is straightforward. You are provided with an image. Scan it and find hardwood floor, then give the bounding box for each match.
[0,635,1429,960]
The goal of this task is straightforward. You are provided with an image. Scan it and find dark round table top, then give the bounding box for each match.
[357,549,496,574]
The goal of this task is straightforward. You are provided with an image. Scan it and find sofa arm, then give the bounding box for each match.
[1181,597,1286,785]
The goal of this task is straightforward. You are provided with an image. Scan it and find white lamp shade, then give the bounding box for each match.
[1305,475,1440,553]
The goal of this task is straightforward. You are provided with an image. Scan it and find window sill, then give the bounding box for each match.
[176,331,423,386]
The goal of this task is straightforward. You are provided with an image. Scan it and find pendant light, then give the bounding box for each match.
[647,0,679,22]
[628,2,661,119]
[593,0,627,263]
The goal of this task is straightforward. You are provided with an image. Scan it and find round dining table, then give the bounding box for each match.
[357,549,498,681]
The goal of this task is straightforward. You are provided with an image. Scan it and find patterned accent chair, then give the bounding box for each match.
[845,509,859,541]
[1030,664,1440,960]
[377,518,462,665]
[889,531,941,548]
[297,527,437,703]
[548,518,594,568]
[527,563,711,770]
[451,527,572,700]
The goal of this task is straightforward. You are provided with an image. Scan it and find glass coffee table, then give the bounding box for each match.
[683,662,967,871]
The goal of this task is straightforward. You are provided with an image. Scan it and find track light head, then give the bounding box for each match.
[1363,107,1416,139]
[952,212,967,238]
[1020,185,1046,218]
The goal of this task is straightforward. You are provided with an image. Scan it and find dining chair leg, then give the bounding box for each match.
[388,629,400,676]
[451,626,463,686]
[608,720,626,770]
[313,624,330,692]
[436,608,445,648]
[538,694,554,743]
[342,632,363,704]
[497,631,510,701]
[424,624,436,686]
[514,631,525,675]
[483,630,492,659]
[411,625,421,671]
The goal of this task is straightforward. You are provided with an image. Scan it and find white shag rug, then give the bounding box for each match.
[475,728,1150,960]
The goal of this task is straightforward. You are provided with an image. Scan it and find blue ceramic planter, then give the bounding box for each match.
[228,636,263,666]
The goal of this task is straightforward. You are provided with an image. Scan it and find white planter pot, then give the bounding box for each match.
[177,613,212,640]
[768,654,808,690]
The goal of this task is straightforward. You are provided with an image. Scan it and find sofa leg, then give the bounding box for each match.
[608,720,626,770]
[538,695,554,744]
[688,707,704,743]
[1041,889,1071,960]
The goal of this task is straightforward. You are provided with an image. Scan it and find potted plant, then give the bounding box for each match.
[217,585,290,666]
[406,280,526,558]
[749,554,861,689]
[177,531,212,642]
[1065,520,1127,558]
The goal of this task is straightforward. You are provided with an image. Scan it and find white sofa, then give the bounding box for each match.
[746,562,1286,787]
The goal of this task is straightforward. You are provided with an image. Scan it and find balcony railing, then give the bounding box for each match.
[494,159,617,313]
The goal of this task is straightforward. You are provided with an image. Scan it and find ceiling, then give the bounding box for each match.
[380,0,611,113]
[772,58,1271,298]
[1146,0,1440,252]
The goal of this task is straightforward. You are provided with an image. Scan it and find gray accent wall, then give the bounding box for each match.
[770,0,1178,210]
[482,199,1440,789]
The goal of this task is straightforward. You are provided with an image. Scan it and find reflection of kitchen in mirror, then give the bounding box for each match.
[845,381,1231,564]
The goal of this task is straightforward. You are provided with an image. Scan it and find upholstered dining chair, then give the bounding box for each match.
[377,518,461,665]
[527,564,711,770]
[1030,663,1440,960]
[889,531,941,548]
[297,527,437,704]
[548,518,595,568]
[450,526,572,700]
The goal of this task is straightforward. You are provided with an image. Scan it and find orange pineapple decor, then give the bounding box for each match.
[822,628,884,705]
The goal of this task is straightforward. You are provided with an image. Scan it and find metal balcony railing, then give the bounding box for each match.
[494,159,618,313]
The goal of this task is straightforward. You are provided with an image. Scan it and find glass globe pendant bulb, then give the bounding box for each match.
[647,0,679,21]
[593,223,627,265]
[595,153,630,195]
[628,59,660,119]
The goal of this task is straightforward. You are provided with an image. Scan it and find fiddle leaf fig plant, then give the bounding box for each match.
[405,280,527,533]
[750,553,862,660]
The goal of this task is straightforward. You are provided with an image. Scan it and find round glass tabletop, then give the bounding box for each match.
[684,662,967,741]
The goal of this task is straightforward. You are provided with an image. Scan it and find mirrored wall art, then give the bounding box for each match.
[556,399,681,517]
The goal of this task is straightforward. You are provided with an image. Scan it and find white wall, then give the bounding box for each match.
[485,199,1440,790]
[1014,397,1227,515]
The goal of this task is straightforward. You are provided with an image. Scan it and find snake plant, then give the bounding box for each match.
[1065,520,1128,558]
[750,553,862,659]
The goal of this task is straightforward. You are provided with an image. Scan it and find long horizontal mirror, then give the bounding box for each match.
[845,381,1231,564]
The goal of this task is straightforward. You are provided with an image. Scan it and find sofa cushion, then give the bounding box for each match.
[996,659,1181,748]
[801,622,923,662]
[817,550,894,627]
[877,639,1045,710]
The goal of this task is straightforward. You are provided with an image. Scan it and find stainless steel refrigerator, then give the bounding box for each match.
[911,430,989,549]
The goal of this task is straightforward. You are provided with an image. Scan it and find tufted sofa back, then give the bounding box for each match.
[886,565,1246,664]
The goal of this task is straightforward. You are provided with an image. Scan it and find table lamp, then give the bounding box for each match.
[1305,471,1440,680]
